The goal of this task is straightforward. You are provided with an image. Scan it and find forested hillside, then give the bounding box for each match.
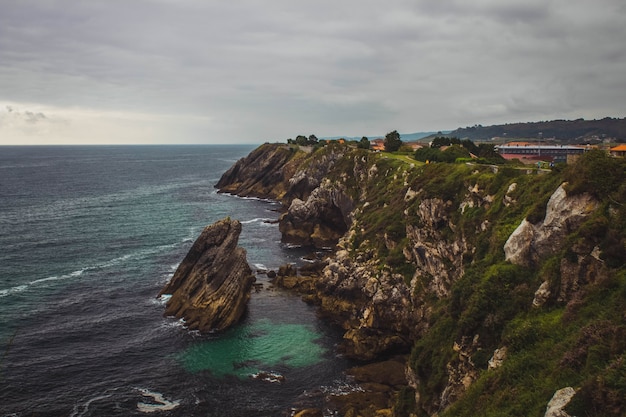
[449,117,626,143]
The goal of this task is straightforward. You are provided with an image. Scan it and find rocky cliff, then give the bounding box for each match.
[159,218,254,332]
[216,143,626,417]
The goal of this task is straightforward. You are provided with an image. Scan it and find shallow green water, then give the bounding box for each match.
[177,318,327,378]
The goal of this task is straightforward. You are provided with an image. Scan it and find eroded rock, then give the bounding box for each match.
[158,218,254,332]
[505,184,598,267]
[544,387,576,417]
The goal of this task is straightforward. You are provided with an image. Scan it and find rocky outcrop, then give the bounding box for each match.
[544,387,576,417]
[405,198,470,298]
[308,245,414,359]
[217,143,354,249]
[279,181,354,248]
[488,346,507,370]
[506,183,607,308]
[504,184,598,268]
[159,218,254,332]
[216,143,304,201]
[439,336,481,411]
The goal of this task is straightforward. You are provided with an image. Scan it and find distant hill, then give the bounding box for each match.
[449,117,626,143]
[399,131,453,142]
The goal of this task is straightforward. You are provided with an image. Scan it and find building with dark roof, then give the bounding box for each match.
[496,142,588,163]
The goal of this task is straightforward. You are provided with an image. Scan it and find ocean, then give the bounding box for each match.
[0,145,353,417]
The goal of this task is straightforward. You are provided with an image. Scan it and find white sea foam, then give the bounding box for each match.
[249,370,285,383]
[69,393,113,417]
[284,243,303,249]
[158,318,186,331]
[253,263,267,270]
[158,294,172,303]
[241,217,274,224]
[314,380,365,397]
[0,285,28,298]
[136,388,180,413]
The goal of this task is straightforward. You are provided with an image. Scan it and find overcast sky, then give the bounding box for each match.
[1,0,625,145]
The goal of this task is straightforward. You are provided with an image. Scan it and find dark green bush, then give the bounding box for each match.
[564,150,625,199]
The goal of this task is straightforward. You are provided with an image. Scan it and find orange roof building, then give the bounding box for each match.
[610,144,626,157]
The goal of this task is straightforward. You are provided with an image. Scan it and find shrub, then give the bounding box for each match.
[564,150,625,199]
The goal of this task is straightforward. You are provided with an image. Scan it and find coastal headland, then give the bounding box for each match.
[214,141,625,417]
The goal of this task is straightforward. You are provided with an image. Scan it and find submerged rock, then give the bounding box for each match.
[158,218,255,332]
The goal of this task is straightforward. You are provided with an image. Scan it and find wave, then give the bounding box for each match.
[240,217,274,224]
[69,390,116,417]
[157,294,172,303]
[222,192,277,203]
[136,388,181,413]
[0,239,188,299]
[66,387,180,416]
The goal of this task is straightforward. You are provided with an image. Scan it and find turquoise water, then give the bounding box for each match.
[0,145,352,416]
[178,319,327,378]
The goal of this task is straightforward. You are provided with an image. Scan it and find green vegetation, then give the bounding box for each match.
[415,137,504,164]
[400,154,625,416]
[384,130,403,152]
[564,149,626,199]
[287,134,320,146]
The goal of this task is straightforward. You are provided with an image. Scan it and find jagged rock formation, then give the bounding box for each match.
[217,143,353,249]
[279,181,354,248]
[215,143,302,200]
[159,218,254,332]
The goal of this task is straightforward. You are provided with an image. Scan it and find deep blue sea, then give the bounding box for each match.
[0,145,352,417]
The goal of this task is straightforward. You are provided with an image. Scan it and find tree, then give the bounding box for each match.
[384,130,402,152]
[431,136,450,148]
[308,134,318,145]
[358,136,370,149]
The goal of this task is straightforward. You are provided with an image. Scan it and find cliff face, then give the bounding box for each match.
[216,144,626,417]
[159,218,254,332]
[217,143,355,249]
[215,143,305,201]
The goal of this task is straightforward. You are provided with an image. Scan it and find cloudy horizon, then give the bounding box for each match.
[1,0,625,145]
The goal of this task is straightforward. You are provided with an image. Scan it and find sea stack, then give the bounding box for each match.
[159,218,255,332]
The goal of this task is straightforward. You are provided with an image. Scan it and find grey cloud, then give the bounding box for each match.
[0,0,625,143]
